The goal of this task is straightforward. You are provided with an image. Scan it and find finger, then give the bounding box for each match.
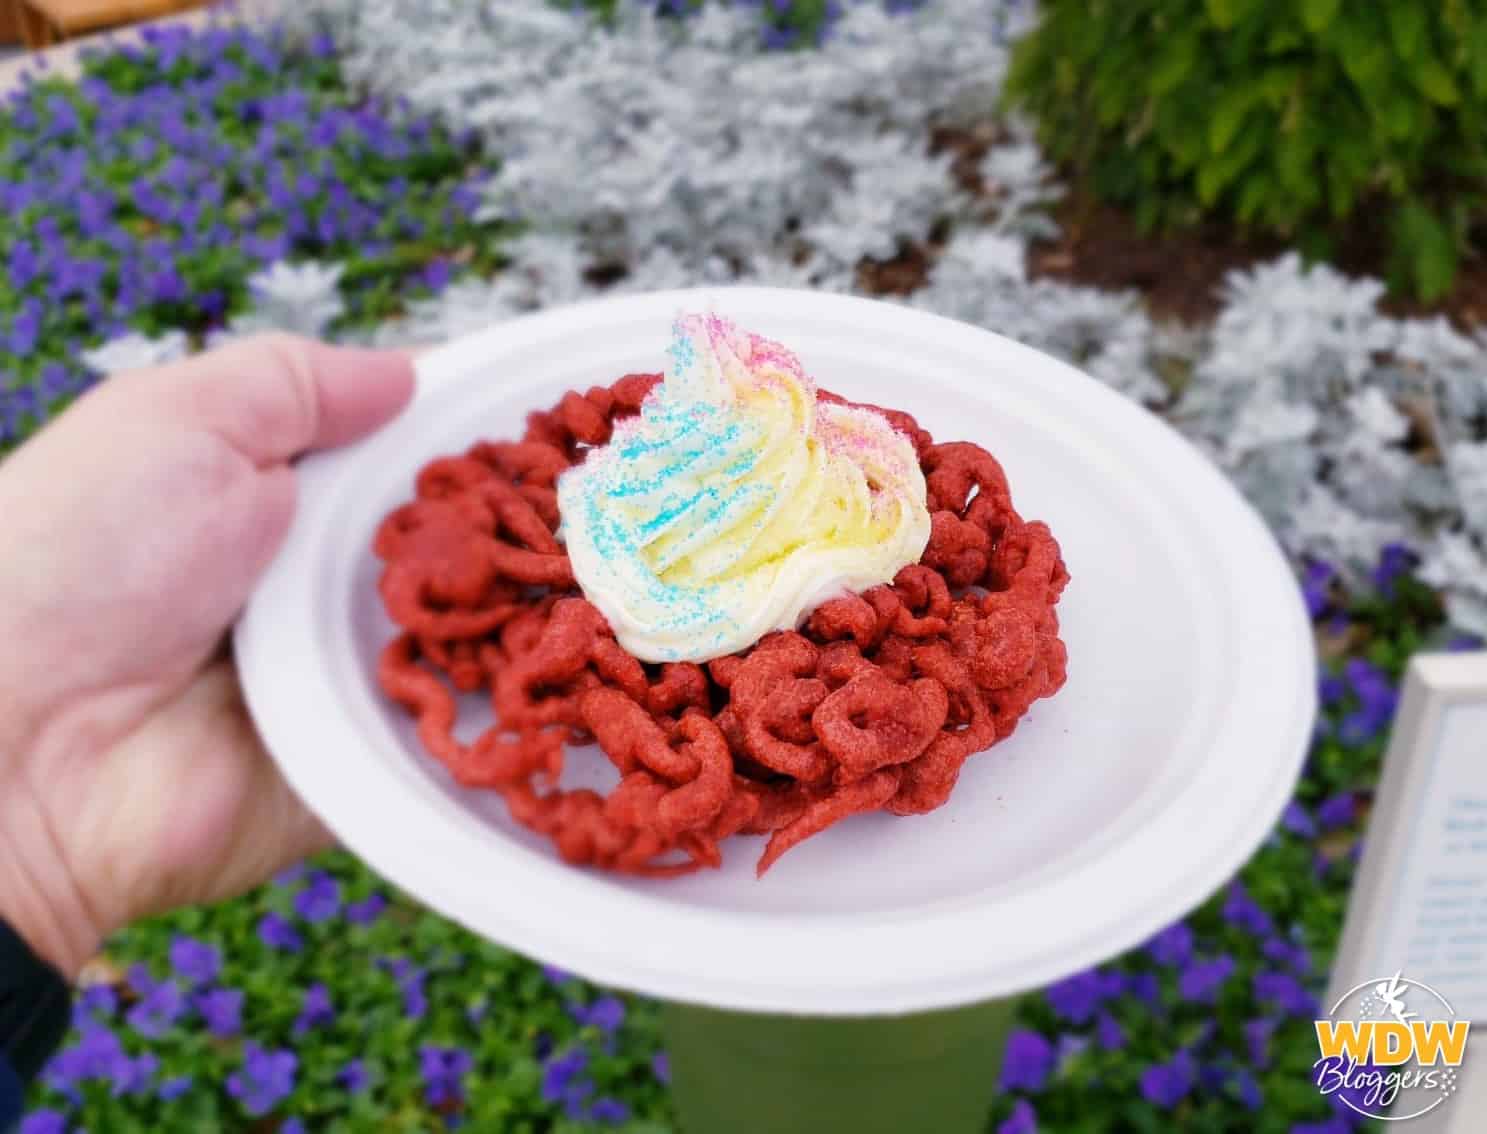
[162,333,415,465]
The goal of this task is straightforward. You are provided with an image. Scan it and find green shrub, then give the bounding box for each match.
[1006,0,1487,300]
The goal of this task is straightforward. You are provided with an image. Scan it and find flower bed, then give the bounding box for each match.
[6,7,1486,1133]
[0,21,502,450]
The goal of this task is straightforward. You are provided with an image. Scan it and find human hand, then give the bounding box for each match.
[0,335,414,979]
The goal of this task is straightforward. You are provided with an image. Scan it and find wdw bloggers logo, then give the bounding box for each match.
[1313,972,1470,1121]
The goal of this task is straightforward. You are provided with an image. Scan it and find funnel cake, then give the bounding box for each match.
[374,318,1068,877]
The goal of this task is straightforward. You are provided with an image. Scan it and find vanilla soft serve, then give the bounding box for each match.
[556,312,931,662]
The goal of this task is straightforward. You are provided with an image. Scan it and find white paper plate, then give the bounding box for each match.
[235,287,1315,1016]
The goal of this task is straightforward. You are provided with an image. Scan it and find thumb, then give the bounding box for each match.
[155,333,415,465]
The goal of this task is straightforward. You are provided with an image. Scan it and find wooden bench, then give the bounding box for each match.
[9,0,208,48]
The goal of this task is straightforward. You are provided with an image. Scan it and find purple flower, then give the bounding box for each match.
[999,1030,1055,1092]
[44,1019,125,1093]
[541,1048,590,1104]
[1318,673,1346,707]
[294,983,335,1036]
[541,964,573,985]
[19,1111,68,1134]
[1317,792,1356,831]
[1198,1063,1229,1092]
[1140,1048,1195,1109]
[651,1051,671,1084]
[420,1045,473,1107]
[998,1100,1037,1134]
[1263,935,1313,974]
[1282,801,1318,838]
[1178,954,1236,1004]
[258,912,302,952]
[1222,883,1274,936]
[125,979,185,1038]
[199,290,227,320]
[1044,969,1106,1024]
[195,986,243,1037]
[761,24,799,49]
[335,1058,369,1094]
[1245,1017,1276,1068]
[158,1074,193,1101]
[169,936,221,986]
[1128,971,1161,1009]
[9,240,39,288]
[1338,661,1397,744]
[572,995,626,1035]
[590,1097,631,1124]
[7,300,42,355]
[282,1121,307,1134]
[1254,970,1318,1018]
[1096,1013,1126,1051]
[1145,922,1194,967]
[404,975,428,1018]
[44,95,81,138]
[227,1043,297,1117]
[1234,1068,1263,1110]
[1372,542,1415,595]
[346,894,387,924]
[76,188,115,236]
[50,257,107,302]
[1447,632,1484,652]
[294,871,342,922]
[563,1085,597,1121]
[148,266,187,305]
[110,1052,159,1097]
[1301,560,1335,618]
[421,259,453,291]
[315,212,340,245]
[73,984,118,1026]
[376,956,431,1018]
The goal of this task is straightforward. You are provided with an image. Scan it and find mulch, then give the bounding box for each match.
[854,123,1487,332]
[1029,192,1487,331]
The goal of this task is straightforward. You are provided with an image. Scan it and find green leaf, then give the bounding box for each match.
[1392,201,1459,300]
[1276,126,1318,199]
[1332,155,1362,216]
[1380,92,1418,139]
[1149,33,1199,97]
[1196,160,1228,206]
[1200,118,1267,204]
[1258,65,1302,105]
[1387,1,1427,60]
[1208,85,1257,153]
[1302,0,1340,34]
[1472,18,1487,97]
[1205,0,1237,28]
[1236,172,1274,223]
[1415,57,1462,104]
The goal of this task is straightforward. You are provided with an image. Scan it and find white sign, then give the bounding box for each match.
[1328,651,1487,1128]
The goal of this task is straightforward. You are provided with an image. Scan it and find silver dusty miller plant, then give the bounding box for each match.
[1174,254,1487,635]
[103,0,1480,632]
[272,0,1031,287]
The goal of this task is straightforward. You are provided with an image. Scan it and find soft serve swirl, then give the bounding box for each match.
[556,313,932,662]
